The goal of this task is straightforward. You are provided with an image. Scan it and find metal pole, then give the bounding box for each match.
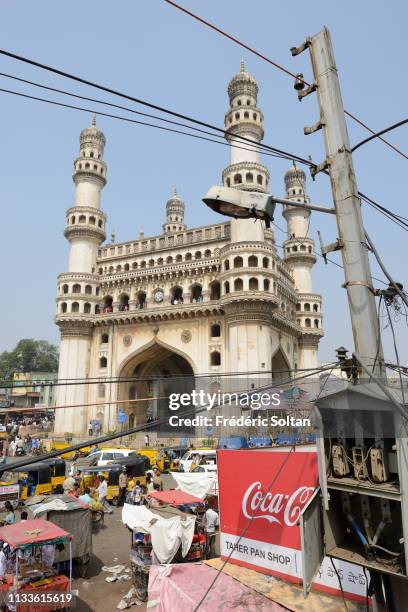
[306,27,384,376]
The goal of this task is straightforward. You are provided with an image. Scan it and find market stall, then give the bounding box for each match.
[122,491,206,602]
[0,518,73,612]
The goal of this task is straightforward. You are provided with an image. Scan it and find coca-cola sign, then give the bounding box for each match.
[242,482,315,526]
[218,449,318,549]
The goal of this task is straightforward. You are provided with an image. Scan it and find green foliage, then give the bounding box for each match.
[0,339,59,380]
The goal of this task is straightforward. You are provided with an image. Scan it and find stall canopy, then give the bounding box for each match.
[148,563,285,611]
[148,489,202,505]
[0,518,71,549]
[171,472,217,499]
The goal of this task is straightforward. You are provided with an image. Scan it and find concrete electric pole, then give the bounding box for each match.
[292,27,384,377]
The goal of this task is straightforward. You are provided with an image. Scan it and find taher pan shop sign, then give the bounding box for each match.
[218,449,369,603]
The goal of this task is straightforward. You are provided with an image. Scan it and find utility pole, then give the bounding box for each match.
[292,27,384,377]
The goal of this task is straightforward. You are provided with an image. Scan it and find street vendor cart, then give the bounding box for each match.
[122,491,206,602]
[26,494,92,578]
[0,518,73,612]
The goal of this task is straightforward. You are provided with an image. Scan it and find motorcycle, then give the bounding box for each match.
[15,447,26,457]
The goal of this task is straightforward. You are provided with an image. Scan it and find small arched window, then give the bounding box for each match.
[211,324,221,337]
[195,251,202,259]
[314,319,319,328]
[78,215,86,223]
[95,305,100,314]
[71,302,79,313]
[98,219,103,228]
[235,112,240,120]
[257,175,263,185]
[149,259,155,267]
[246,172,253,182]
[244,111,249,119]
[262,257,269,268]
[85,285,92,295]
[84,302,91,314]
[99,357,107,368]
[248,255,258,267]
[313,304,319,312]
[175,254,182,262]
[204,249,211,258]
[234,278,243,291]
[224,260,230,271]
[185,252,192,261]
[85,163,90,169]
[166,256,173,264]
[62,284,69,294]
[101,333,109,343]
[224,281,230,294]
[300,244,306,251]
[296,303,301,311]
[210,351,221,366]
[71,216,75,224]
[304,303,311,312]
[234,173,242,185]
[233,256,243,268]
[305,318,311,328]
[210,282,221,301]
[90,151,94,158]
[140,260,146,268]
[72,284,81,294]
[263,279,270,291]
[89,216,96,225]
[124,263,130,271]
[253,113,257,120]
[308,246,312,253]
[61,302,67,313]
[226,178,231,187]
[249,277,258,290]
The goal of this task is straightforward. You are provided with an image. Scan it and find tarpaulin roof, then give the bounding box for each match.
[148,489,203,505]
[0,518,71,549]
[148,563,285,611]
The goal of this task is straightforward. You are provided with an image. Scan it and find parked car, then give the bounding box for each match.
[70,448,137,475]
[179,449,216,473]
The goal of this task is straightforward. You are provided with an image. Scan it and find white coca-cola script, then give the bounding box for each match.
[241,482,315,526]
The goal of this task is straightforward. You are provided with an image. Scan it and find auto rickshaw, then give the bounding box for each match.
[112,455,150,488]
[138,448,159,469]
[76,464,122,506]
[43,457,66,493]
[4,463,53,500]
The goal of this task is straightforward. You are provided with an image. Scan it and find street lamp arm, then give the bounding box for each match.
[271,196,335,215]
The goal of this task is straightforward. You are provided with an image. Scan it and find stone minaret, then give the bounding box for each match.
[282,164,323,368]
[54,116,107,436]
[163,187,187,234]
[222,59,269,243]
[221,62,276,384]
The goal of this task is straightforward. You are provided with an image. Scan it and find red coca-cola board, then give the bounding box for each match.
[217,448,369,603]
[218,449,317,550]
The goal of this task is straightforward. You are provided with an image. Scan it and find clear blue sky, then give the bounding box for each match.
[1,0,407,365]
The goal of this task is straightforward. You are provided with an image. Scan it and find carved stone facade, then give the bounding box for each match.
[54,66,323,437]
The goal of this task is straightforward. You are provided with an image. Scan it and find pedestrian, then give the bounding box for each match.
[97,475,112,514]
[63,475,76,494]
[118,468,128,507]
[145,473,154,492]
[79,488,93,506]
[3,501,16,525]
[144,433,150,447]
[203,504,219,559]
[9,438,16,457]
[88,421,93,437]
[131,480,142,505]
[69,483,80,498]
[153,470,163,491]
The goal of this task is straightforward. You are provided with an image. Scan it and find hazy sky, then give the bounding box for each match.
[1,0,407,365]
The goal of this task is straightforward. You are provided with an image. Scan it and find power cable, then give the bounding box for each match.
[352,118,408,153]
[4,361,338,471]
[163,0,408,162]
[0,86,288,162]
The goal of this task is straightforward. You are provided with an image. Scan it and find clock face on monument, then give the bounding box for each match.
[154,290,164,303]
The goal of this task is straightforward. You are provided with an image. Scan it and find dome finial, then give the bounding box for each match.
[92,113,96,127]
[173,185,177,197]
[240,58,245,73]
[111,228,116,243]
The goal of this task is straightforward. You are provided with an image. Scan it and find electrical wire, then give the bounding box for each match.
[329,556,349,612]
[4,362,337,471]
[384,301,406,407]
[163,0,408,163]
[0,363,339,389]
[352,118,408,153]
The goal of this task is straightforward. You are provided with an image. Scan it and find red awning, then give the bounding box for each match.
[148,489,203,505]
[0,518,71,549]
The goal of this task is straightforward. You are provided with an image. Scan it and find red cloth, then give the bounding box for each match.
[148,490,202,505]
[0,519,70,549]
[0,574,70,612]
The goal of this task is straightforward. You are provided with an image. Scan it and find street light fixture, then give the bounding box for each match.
[202,185,335,225]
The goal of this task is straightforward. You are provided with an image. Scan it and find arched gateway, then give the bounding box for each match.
[117,341,195,434]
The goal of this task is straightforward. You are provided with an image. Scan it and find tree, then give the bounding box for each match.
[0,339,59,381]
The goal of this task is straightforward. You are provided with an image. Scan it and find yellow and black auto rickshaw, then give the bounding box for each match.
[3,463,53,500]
[112,455,150,487]
[43,457,66,493]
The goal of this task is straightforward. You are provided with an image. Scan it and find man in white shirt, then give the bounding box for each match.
[97,476,112,514]
[204,506,219,559]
